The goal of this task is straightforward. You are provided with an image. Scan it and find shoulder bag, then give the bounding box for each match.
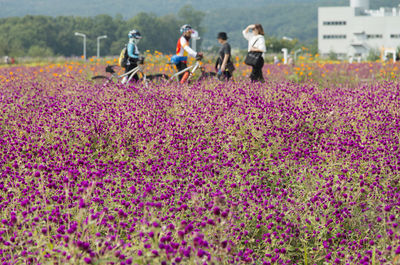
[244,37,262,67]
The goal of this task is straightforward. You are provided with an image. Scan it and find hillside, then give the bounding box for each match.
[0,0,324,18]
[1,0,397,18]
[0,0,399,50]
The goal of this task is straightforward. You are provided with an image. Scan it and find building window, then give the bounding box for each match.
[390,34,400,38]
[323,21,347,26]
[367,34,383,39]
[323,35,347,39]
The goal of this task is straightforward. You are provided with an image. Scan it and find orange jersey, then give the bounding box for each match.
[176,36,197,57]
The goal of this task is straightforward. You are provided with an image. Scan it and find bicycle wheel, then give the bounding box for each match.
[91,75,114,85]
[146,74,170,83]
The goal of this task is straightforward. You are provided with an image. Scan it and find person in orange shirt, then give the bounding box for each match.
[170,24,203,81]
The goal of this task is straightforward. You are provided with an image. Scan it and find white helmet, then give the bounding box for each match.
[128,30,142,40]
[180,24,193,34]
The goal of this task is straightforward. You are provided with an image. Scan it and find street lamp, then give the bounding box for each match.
[191,30,201,52]
[294,48,302,62]
[74,32,86,60]
[281,48,288,64]
[97,35,107,58]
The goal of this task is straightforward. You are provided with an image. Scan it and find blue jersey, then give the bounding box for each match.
[127,40,139,59]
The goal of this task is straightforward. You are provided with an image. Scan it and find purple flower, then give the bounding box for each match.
[197,249,205,258]
[396,246,400,255]
[384,205,392,212]
[84,257,92,264]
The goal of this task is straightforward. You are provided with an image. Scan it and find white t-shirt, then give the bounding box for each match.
[176,36,197,58]
[242,31,266,53]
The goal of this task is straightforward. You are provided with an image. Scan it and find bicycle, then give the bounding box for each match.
[92,58,169,86]
[169,57,218,84]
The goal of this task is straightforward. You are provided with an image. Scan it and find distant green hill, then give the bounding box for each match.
[0,0,320,17]
[0,0,399,50]
[2,0,397,18]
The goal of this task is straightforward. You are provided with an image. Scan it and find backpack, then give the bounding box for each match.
[118,45,128,68]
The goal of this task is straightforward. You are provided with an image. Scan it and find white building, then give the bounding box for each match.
[318,0,400,59]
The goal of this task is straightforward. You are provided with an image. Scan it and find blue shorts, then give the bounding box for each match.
[170,55,188,65]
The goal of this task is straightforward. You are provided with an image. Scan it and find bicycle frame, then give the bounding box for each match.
[169,61,201,82]
[120,65,146,84]
[94,62,170,88]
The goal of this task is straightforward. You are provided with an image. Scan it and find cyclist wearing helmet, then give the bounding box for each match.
[171,24,203,81]
[122,29,142,84]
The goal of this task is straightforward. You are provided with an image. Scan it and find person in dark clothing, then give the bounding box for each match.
[215,32,235,81]
[242,24,266,82]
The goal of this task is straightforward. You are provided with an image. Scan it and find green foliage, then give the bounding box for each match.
[0,6,205,57]
[306,39,319,55]
[178,5,205,35]
[27,45,54,57]
[126,13,182,54]
[367,48,381,62]
[1,0,400,56]
[265,36,299,53]
[328,50,338,60]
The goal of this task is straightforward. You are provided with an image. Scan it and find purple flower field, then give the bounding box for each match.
[0,63,399,264]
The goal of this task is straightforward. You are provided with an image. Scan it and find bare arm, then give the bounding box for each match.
[183,44,197,58]
[244,24,255,34]
[242,24,255,40]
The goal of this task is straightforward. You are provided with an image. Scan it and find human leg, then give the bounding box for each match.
[256,57,265,82]
[122,63,139,84]
[224,70,232,81]
[175,62,188,81]
[250,65,258,82]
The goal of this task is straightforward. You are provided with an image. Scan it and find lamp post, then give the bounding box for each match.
[294,48,302,62]
[281,48,288,64]
[75,32,87,60]
[97,35,107,58]
[191,30,201,51]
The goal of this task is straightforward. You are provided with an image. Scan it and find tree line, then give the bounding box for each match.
[0,5,205,58]
[0,4,314,59]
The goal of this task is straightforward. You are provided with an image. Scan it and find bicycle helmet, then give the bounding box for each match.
[128,30,142,40]
[180,24,193,34]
